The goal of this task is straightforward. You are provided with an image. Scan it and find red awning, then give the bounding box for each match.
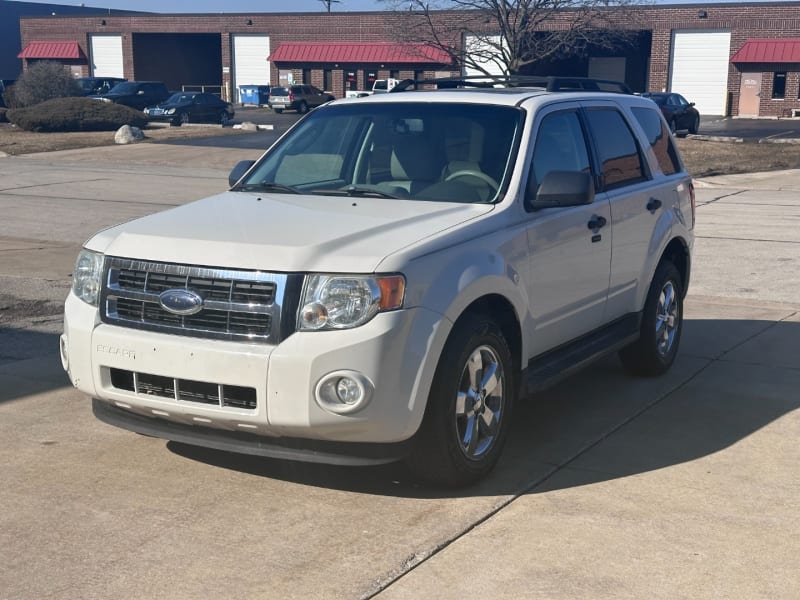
[18,41,86,60]
[730,38,800,63]
[268,42,451,65]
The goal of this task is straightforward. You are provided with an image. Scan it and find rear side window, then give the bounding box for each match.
[631,106,682,176]
[585,108,647,191]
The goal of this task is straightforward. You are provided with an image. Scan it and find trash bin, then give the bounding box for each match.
[239,85,270,106]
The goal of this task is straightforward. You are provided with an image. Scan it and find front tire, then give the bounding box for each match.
[619,261,684,376]
[219,110,230,125]
[407,314,516,487]
[689,115,700,134]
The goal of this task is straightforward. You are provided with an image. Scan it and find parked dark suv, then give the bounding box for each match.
[268,84,334,114]
[94,81,170,111]
[77,76,127,96]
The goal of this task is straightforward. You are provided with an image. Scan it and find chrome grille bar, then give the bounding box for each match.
[100,257,291,343]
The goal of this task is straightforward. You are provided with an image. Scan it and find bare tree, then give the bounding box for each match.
[381,0,648,76]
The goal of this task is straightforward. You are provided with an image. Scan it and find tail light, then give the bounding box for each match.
[288,93,294,102]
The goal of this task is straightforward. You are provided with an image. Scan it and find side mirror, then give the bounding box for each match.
[228,160,255,188]
[529,171,594,209]
[689,102,696,107]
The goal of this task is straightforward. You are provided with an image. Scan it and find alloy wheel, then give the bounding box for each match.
[455,345,505,460]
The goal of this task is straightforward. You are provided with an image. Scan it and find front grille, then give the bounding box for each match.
[109,368,257,410]
[100,257,290,343]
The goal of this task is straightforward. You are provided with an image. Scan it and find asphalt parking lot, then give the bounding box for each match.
[1,143,798,599]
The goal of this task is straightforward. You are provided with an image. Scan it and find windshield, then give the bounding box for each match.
[166,92,196,103]
[238,102,522,203]
[108,82,137,94]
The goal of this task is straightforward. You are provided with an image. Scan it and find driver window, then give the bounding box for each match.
[529,111,591,197]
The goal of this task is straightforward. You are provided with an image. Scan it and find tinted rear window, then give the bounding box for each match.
[271,87,289,95]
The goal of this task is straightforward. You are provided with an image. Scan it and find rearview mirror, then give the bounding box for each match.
[229,160,255,187]
[529,171,594,209]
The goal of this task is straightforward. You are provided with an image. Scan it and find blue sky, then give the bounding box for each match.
[11,0,779,14]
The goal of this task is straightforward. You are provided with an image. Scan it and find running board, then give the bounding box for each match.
[525,313,641,394]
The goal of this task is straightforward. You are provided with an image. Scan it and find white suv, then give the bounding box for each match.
[61,85,695,486]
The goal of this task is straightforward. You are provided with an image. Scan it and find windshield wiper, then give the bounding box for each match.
[313,186,400,199]
[237,182,300,194]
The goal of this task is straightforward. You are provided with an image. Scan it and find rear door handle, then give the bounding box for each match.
[587,215,607,231]
[647,198,662,213]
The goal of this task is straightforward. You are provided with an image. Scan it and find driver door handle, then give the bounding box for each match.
[587,215,607,230]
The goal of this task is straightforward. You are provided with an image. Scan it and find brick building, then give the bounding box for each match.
[15,2,800,117]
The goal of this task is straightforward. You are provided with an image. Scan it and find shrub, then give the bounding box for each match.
[7,97,148,132]
[8,61,82,108]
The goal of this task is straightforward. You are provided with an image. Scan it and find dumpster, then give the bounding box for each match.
[239,85,271,106]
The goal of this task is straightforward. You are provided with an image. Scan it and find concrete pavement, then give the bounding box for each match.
[0,144,798,599]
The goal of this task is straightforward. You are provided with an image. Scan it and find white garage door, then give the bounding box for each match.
[90,35,123,78]
[463,35,506,77]
[670,30,731,115]
[233,35,270,103]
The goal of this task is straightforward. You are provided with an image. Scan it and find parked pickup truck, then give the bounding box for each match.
[62,81,694,487]
[344,78,400,98]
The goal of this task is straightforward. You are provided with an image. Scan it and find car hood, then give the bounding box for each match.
[86,191,494,273]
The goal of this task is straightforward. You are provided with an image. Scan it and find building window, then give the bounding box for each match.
[344,70,358,91]
[323,69,332,92]
[772,72,787,99]
[390,69,399,79]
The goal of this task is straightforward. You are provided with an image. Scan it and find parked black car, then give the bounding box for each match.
[93,81,170,111]
[144,92,235,125]
[268,84,334,114]
[641,92,700,134]
[77,76,127,96]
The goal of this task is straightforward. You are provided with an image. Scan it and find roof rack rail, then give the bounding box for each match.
[389,75,633,95]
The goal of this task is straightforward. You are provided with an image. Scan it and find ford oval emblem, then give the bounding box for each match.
[158,289,204,316]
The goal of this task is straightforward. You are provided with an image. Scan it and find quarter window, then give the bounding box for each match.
[585,108,648,190]
[631,106,682,176]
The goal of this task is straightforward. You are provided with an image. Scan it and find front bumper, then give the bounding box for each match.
[62,292,447,452]
[93,399,412,465]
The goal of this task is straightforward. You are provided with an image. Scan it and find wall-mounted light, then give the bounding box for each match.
[245,19,253,25]
[697,9,708,18]
[100,19,106,26]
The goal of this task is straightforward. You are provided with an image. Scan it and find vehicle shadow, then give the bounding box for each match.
[168,317,800,499]
[0,327,68,405]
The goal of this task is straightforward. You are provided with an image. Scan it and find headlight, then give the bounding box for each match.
[165,108,175,115]
[72,249,104,306]
[298,274,405,331]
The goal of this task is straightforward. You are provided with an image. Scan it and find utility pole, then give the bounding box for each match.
[318,0,341,12]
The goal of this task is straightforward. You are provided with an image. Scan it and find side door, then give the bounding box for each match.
[581,101,672,321]
[523,104,612,356]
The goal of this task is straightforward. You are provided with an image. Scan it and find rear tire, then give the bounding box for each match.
[274,108,283,114]
[619,261,684,376]
[297,101,308,114]
[406,314,516,487]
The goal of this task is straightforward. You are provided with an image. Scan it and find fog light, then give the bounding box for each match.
[315,370,373,415]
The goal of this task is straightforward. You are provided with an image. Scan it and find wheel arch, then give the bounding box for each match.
[451,294,524,384]
[659,236,691,297]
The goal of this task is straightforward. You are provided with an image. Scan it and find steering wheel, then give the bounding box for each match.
[444,170,500,193]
